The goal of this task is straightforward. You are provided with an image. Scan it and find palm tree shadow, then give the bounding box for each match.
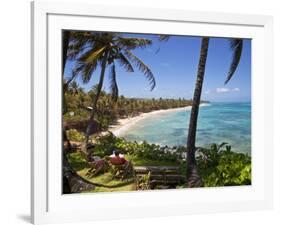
[17,214,30,223]
[99,179,134,188]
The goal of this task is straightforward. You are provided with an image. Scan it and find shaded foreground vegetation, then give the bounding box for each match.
[66,132,251,192]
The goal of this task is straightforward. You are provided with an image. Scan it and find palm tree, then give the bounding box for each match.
[70,32,156,152]
[62,31,156,193]
[186,37,243,187]
[69,81,79,95]
[62,31,96,193]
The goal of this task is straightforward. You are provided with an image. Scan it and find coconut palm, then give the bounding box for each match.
[186,37,243,187]
[62,31,156,193]
[62,31,96,194]
[69,32,156,151]
[69,81,79,95]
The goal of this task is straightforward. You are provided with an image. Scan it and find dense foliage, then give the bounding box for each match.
[66,129,86,142]
[92,133,185,162]
[196,143,251,186]
[73,133,251,187]
[64,83,201,131]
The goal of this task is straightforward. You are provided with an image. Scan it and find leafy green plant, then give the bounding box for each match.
[69,130,252,188]
[138,172,151,190]
[196,143,251,186]
[66,129,85,142]
[93,134,182,163]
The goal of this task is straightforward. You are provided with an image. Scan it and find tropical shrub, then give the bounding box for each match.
[66,129,85,142]
[67,131,251,187]
[63,84,197,132]
[196,143,251,186]
[90,134,252,187]
[93,133,181,162]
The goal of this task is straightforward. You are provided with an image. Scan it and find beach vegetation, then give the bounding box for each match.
[66,133,251,190]
[63,87,197,133]
[62,30,250,193]
[196,143,251,186]
[66,32,156,151]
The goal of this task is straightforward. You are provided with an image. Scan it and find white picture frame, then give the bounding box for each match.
[31,1,274,224]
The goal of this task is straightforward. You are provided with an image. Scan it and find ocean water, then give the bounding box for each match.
[119,102,251,154]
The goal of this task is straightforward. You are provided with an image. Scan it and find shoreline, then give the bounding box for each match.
[109,103,210,137]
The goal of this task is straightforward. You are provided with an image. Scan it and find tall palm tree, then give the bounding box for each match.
[186,37,243,187]
[62,31,96,193]
[70,32,156,152]
[62,31,156,193]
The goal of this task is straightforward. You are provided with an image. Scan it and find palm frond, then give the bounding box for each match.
[73,63,85,74]
[67,44,93,60]
[225,39,243,85]
[77,60,98,84]
[70,31,92,40]
[67,31,116,60]
[67,32,94,59]
[158,35,170,41]
[79,46,106,63]
[117,37,152,50]
[109,63,119,102]
[70,80,79,89]
[117,53,134,72]
[65,70,78,86]
[124,50,156,91]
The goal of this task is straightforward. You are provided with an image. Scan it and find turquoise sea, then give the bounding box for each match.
[119,102,251,154]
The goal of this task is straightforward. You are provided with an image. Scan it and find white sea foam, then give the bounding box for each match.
[200,103,211,107]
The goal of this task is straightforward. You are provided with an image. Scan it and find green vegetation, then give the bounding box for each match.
[67,149,135,193]
[67,133,251,190]
[66,129,86,142]
[66,32,159,147]
[62,30,249,193]
[64,86,198,131]
[196,143,251,186]
[80,171,135,193]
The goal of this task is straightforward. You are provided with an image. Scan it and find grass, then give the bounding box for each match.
[67,152,135,193]
[66,135,252,192]
[67,150,187,193]
[78,170,135,193]
[67,151,184,193]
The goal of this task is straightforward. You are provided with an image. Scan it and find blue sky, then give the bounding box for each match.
[64,33,251,102]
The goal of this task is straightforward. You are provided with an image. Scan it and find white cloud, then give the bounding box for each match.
[215,87,240,93]
[216,87,230,93]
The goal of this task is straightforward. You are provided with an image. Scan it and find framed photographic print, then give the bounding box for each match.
[31,1,273,224]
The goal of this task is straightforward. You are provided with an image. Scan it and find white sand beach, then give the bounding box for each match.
[109,103,210,136]
[109,106,191,136]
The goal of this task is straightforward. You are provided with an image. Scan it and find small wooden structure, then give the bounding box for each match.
[134,166,186,190]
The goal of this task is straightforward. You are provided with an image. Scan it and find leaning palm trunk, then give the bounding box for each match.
[186,37,209,187]
[83,50,109,153]
[63,128,95,193]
